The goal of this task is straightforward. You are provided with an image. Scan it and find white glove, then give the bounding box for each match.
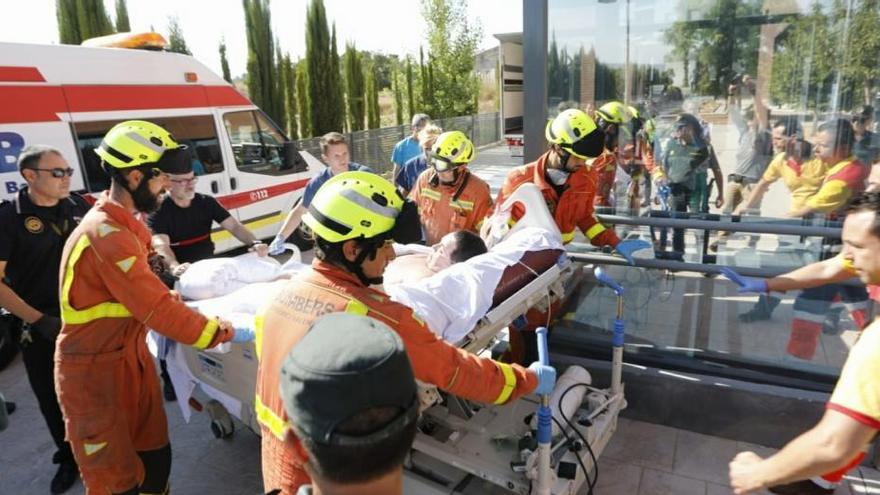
[268,234,285,256]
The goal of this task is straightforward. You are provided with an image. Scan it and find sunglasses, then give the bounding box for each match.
[32,167,75,178]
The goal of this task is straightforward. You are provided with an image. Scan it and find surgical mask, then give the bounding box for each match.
[546,167,570,186]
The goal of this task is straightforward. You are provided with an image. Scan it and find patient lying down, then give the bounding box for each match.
[383,230,488,286]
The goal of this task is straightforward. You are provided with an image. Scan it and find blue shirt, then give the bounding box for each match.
[391,136,422,168]
[301,162,372,207]
[396,154,429,192]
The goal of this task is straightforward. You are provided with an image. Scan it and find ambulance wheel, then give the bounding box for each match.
[210,419,234,439]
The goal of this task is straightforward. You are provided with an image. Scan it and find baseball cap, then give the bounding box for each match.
[279,313,419,446]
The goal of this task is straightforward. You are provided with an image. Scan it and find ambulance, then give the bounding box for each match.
[0,35,322,253]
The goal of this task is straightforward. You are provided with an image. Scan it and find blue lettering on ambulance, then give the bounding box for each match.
[0,132,26,173]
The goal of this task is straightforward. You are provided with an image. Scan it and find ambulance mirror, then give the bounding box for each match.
[281,141,307,172]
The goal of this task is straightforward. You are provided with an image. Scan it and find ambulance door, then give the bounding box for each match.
[217,109,319,245]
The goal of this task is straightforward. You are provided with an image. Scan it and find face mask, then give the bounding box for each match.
[546,167,570,186]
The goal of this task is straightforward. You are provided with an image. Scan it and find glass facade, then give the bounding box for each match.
[544,0,880,387]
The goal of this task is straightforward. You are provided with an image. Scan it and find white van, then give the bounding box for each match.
[0,40,321,253]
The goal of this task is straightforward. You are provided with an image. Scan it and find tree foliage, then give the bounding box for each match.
[329,24,346,131]
[420,0,482,118]
[115,0,130,32]
[771,0,880,112]
[393,65,404,125]
[243,0,283,124]
[166,16,192,55]
[219,38,232,83]
[56,0,114,45]
[344,43,366,132]
[365,63,381,129]
[277,53,298,139]
[296,62,311,138]
[305,0,343,136]
[406,57,416,119]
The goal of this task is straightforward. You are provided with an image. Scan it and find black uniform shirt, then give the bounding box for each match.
[147,193,231,264]
[0,187,91,316]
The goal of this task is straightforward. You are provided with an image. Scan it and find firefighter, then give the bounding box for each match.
[0,145,90,493]
[409,130,493,244]
[591,101,630,207]
[55,120,246,495]
[255,171,555,494]
[494,108,651,363]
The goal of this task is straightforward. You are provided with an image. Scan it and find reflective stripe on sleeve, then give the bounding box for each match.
[254,307,266,361]
[61,235,133,325]
[586,223,606,239]
[561,230,575,243]
[345,298,369,315]
[191,319,219,350]
[255,394,291,440]
[493,362,517,405]
[420,188,442,201]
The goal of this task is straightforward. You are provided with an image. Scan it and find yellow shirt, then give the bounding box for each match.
[805,156,867,214]
[828,321,880,428]
[761,153,827,212]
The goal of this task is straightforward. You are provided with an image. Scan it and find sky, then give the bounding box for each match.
[1,0,522,78]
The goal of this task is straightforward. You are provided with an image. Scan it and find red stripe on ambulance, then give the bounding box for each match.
[217,179,310,210]
[0,66,46,82]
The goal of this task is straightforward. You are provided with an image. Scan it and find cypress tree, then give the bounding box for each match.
[56,0,81,44]
[365,63,380,129]
[78,0,114,41]
[167,16,192,55]
[343,43,365,132]
[115,0,130,32]
[281,55,299,139]
[406,57,415,119]
[243,0,282,124]
[329,23,345,131]
[296,62,311,138]
[219,38,232,83]
[305,0,336,135]
[393,65,404,126]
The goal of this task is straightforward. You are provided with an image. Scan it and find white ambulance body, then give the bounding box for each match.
[0,41,321,253]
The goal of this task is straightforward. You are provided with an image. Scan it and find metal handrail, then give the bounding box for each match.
[595,212,842,238]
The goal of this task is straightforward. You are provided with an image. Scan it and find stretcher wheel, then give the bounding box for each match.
[210,418,234,439]
[205,399,235,439]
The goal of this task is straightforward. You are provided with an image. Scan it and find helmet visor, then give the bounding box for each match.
[153,146,191,174]
[564,128,606,159]
[430,154,458,172]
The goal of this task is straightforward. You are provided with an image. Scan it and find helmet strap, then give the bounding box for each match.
[343,238,385,286]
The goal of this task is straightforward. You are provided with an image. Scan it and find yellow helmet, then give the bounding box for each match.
[303,171,404,243]
[430,131,474,172]
[595,101,630,124]
[95,120,190,173]
[627,105,640,120]
[545,109,604,159]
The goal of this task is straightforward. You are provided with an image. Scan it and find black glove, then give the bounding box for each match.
[30,315,62,341]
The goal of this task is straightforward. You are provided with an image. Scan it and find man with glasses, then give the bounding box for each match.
[0,145,90,493]
[149,164,269,279]
[409,131,492,245]
[148,162,267,402]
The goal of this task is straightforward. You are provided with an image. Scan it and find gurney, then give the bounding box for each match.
[156,183,630,494]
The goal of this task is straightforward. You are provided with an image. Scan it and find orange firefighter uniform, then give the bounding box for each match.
[495,151,620,362]
[55,192,233,493]
[496,150,620,248]
[591,150,618,207]
[255,260,538,494]
[409,168,493,245]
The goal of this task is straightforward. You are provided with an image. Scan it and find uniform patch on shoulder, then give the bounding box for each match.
[24,216,44,234]
[367,293,386,303]
[97,223,119,238]
[115,256,136,273]
[410,311,426,327]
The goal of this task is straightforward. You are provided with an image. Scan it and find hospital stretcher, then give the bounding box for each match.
[156,242,626,495]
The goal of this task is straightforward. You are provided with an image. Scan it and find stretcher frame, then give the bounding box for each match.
[404,259,627,495]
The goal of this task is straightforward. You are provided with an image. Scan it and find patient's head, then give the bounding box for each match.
[426,231,488,272]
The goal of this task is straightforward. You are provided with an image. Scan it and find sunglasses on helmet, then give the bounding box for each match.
[32,167,75,178]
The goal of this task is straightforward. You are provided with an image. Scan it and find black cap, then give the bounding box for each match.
[279,313,418,446]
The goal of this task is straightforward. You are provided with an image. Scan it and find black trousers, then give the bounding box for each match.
[18,331,74,464]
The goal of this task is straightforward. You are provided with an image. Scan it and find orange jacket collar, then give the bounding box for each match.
[94,191,152,246]
[311,258,367,288]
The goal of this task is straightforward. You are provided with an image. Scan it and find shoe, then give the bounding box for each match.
[708,241,719,253]
[163,379,177,402]
[4,400,15,415]
[768,479,835,494]
[50,459,78,494]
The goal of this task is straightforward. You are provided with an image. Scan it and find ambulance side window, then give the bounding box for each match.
[74,115,223,192]
[224,110,298,176]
